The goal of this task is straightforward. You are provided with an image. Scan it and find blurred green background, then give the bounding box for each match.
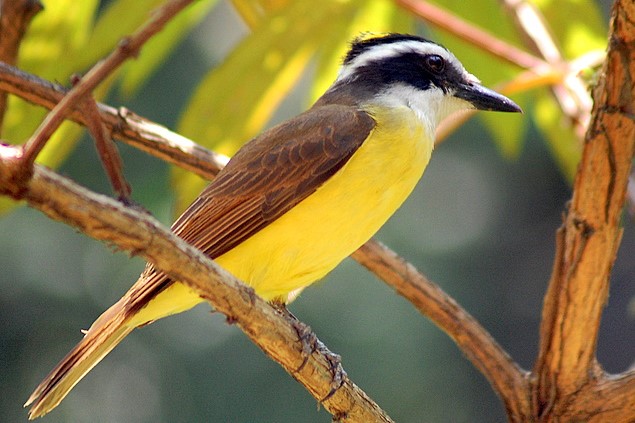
[1,1,633,422]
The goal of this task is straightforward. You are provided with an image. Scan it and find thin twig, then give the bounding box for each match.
[502,0,591,138]
[19,0,195,169]
[81,94,132,200]
[394,0,546,70]
[0,62,227,180]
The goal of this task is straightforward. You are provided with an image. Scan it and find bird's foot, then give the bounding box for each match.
[271,302,317,371]
[270,302,346,402]
[316,340,346,403]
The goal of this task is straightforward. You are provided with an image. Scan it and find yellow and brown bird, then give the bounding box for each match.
[25,33,521,418]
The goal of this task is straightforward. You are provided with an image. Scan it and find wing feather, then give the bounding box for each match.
[173,104,375,258]
[127,104,375,308]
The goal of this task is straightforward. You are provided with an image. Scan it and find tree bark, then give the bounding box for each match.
[532,0,635,420]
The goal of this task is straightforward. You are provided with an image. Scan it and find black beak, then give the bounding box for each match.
[454,82,522,113]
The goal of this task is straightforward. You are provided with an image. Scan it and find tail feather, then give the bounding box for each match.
[25,302,133,420]
[24,268,200,419]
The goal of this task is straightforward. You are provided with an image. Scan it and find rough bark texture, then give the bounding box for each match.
[532,0,635,420]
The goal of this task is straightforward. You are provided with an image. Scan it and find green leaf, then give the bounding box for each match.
[76,0,167,70]
[230,0,294,28]
[120,0,219,96]
[533,90,581,181]
[533,0,606,59]
[173,0,360,212]
[310,0,413,104]
[18,0,98,77]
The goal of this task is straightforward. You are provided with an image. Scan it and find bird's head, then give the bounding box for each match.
[324,33,521,130]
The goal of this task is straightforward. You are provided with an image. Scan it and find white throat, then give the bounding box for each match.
[371,83,473,138]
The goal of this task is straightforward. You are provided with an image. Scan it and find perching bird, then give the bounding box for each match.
[25,33,521,418]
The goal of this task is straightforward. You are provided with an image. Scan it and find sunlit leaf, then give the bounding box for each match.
[533,0,606,59]
[120,0,219,96]
[533,90,581,181]
[310,0,413,104]
[173,0,360,212]
[230,0,294,28]
[18,0,98,76]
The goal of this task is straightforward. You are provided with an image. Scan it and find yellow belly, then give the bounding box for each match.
[134,105,433,323]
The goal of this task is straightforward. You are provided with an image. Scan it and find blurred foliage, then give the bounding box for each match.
[171,0,606,210]
[2,0,607,211]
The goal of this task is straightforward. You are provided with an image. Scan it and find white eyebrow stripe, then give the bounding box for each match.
[336,40,454,82]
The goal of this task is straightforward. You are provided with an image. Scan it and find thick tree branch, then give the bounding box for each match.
[533,0,635,419]
[0,143,393,423]
[81,93,132,200]
[568,371,635,422]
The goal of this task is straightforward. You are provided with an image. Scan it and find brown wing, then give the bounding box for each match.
[171,103,375,258]
[125,104,375,309]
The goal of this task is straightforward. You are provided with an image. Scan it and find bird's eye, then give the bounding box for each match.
[425,54,445,74]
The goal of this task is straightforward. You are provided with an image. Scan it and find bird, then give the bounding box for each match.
[25,32,521,419]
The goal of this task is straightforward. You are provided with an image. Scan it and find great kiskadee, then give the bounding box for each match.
[25,33,521,418]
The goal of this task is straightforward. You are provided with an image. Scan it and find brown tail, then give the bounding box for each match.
[24,300,133,420]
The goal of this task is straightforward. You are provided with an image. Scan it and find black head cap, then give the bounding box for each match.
[343,33,444,66]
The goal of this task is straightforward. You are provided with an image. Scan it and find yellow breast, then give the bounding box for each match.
[216,104,433,300]
[133,104,433,324]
